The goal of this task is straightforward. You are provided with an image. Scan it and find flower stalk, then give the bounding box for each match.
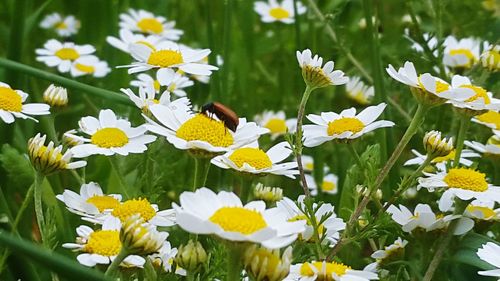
[226,243,244,281]
[295,85,313,197]
[193,157,211,190]
[34,171,46,244]
[453,114,471,167]
[104,248,129,277]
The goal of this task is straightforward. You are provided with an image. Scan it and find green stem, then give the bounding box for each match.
[193,157,211,190]
[34,172,46,245]
[453,115,470,168]
[70,170,84,185]
[240,177,254,203]
[295,85,314,197]
[304,198,325,260]
[221,0,233,99]
[104,248,129,277]
[347,145,364,170]
[0,58,131,105]
[226,244,243,281]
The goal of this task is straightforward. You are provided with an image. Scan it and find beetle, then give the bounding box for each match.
[201,102,239,132]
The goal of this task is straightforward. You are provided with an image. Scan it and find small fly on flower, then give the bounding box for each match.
[201,102,239,132]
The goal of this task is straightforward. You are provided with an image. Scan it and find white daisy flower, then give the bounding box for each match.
[465,200,500,221]
[303,103,394,147]
[371,237,408,262]
[285,260,379,281]
[67,109,157,158]
[447,75,500,112]
[276,196,345,246]
[119,9,183,40]
[465,133,500,156]
[121,83,191,113]
[145,103,268,154]
[56,182,122,218]
[386,204,474,235]
[254,110,297,138]
[62,217,145,267]
[124,41,218,76]
[480,45,500,71]
[130,68,194,97]
[106,28,166,54]
[345,76,374,105]
[404,148,480,170]
[472,111,500,130]
[211,142,299,178]
[173,187,306,249]
[70,55,111,78]
[301,155,315,172]
[35,39,95,73]
[254,0,306,24]
[443,36,489,69]
[303,173,339,195]
[0,82,50,124]
[40,13,80,37]
[86,197,176,227]
[149,242,186,276]
[477,242,500,279]
[418,167,500,212]
[296,49,349,88]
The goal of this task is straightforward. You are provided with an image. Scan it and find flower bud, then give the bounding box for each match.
[174,240,207,272]
[63,129,84,147]
[28,133,86,175]
[243,245,292,281]
[254,183,283,203]
[43,84,68,107]
[120,214,167,255]
[423,130,453,158]
[480,45,500,72]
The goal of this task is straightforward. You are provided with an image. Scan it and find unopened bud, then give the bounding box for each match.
[423,130,453,158]
[120,214,167,255]
[480,45,500,72]
[43,84,68,107]
[254,183,283,203]
[175,240,207,272]
[243,245,292,281]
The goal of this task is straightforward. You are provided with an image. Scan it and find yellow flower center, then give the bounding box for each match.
[418,75,450,94]
[0,87,22,112]
[135,40,156,51]
[443,168,488,192]
[300,261,351,280]
[228,148,272,170]
[137,18,164,34]
[449,49,476,67]
[55,48,80,60]
[74,63,95,74]
[351,91,369,105]
[327,118,364,136]
[466,205,496,219]
[322,181,336,192]
[264,118,287,134]
[209,207,267,235]
[83,230,121,256]
[55,21,67,30]
[269,7,290,19]
[86,195,121,212]
[112,198,156,222]
[305,162,314,170]
[476,111,500,129]
[176,114,234,147]
[462,85,491,104]
[91,128,129,148]
[432,150,456,163]
[153,80,161,92]
[147,50,183,68]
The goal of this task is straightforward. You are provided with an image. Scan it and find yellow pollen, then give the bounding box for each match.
[86,195,120,212]
[322,181,336,192]
[443,168,488,192]
[112,198,156,222]
[74,63,95,73]
[300,261,351,280]
[228,148,272,170]
[450,49,476,67]
[327,118,364,136]
[0,87,22,112]
[137,18,164,34]
[467,205,496,219]
[432,150,456,163]
[147,50,183,68]
[153,80,161,92]
[462,85,491,104]
[83,230,121,256]
[209,207,267,235]
[476,111,500,130]
[91,128,129,148]
[264,118,287,134]
[176,114,234,147]
[269,7,290,19]
[135,40,156,51]
[55,48,80,60]
[55,21,67,30]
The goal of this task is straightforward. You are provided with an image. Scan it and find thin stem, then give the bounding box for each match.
[193,157,211,190]
[70,170,85,185]
[295,85,314,197]
[0,58,131,105]
[226,243,243,281]
[304,199,325,260]
[104,248,129,277]
[347,145,364,170]
[34,172,46,244]
[453,115,470,168]
[240,177,254,203]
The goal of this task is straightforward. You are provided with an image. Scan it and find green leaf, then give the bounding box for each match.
[0,144,34,188]
[453,232,499,270]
